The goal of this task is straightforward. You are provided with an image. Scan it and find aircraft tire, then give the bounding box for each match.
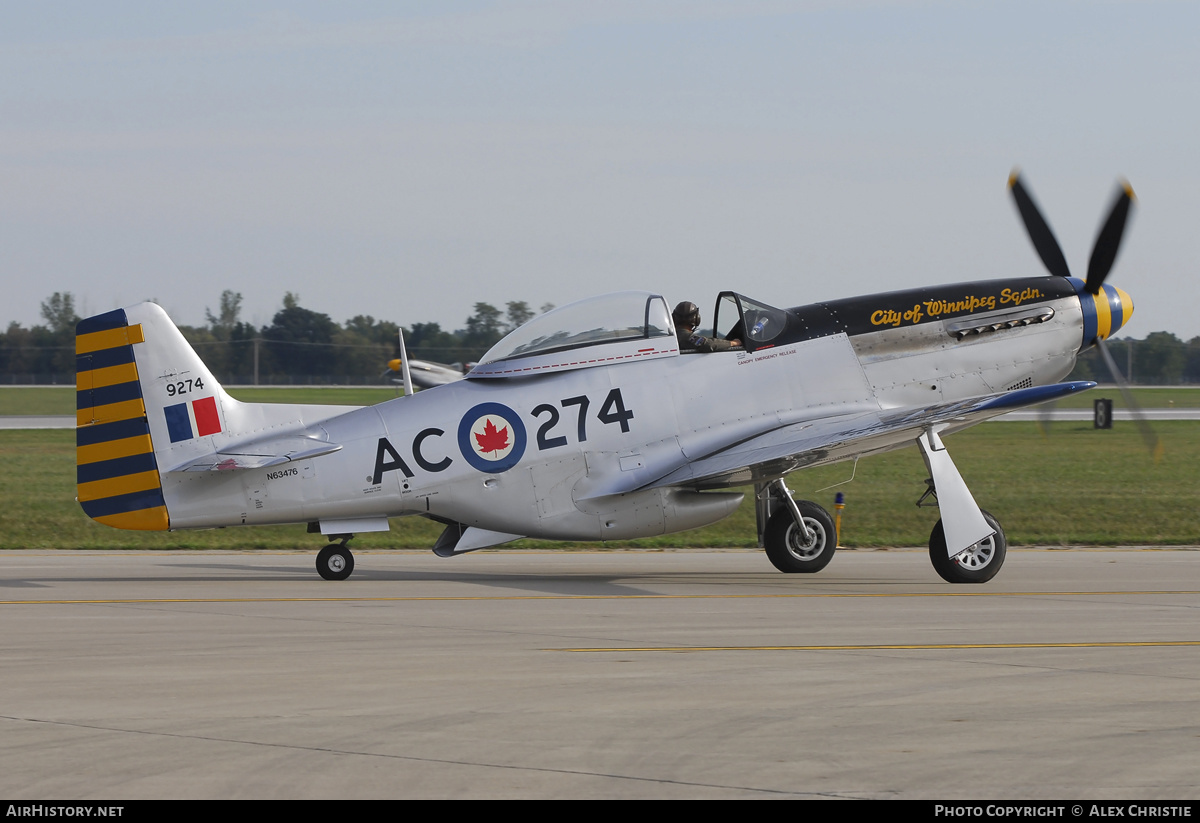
[928,510,1006,584]
[316,544,355,581]
[764,501,836,574]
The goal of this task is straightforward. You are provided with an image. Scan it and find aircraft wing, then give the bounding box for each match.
[588,381,1096,497]
[164,435,343,472]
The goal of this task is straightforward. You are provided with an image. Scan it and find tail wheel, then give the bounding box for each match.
[764,500,836,574]
[316,544,355,581]
[928,510,1006,584]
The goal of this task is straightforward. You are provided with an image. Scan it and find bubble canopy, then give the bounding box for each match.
[478,292,674,365]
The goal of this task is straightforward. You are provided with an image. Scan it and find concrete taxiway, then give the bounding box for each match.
[2,548,1198,799]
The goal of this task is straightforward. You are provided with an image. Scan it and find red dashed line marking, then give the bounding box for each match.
[475,348,679,375]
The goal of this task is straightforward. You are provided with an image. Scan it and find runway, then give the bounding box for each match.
[0,415,75,429]
[994,408,1200,421]
[2,548,1198,799]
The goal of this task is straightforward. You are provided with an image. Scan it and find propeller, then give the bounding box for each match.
[1035,398,1058,441]
[1008,172,1072,280]
[1007,170,1135,294]
[1007,170,1159,460]
[1086,181,1136,295]
[1096,338,1164,461]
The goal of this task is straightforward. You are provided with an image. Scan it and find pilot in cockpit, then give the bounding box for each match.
[673,301,742,353]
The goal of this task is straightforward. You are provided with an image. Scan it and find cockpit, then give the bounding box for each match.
[479,292,673,364]
[466,290,795,379]
[468,292,677,378]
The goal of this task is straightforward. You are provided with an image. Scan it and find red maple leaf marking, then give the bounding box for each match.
[474,418,510,455]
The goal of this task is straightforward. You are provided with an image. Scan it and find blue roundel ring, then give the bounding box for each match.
[457,402,527,474]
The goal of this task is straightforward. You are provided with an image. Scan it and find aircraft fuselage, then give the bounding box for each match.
[152,275,1118,542]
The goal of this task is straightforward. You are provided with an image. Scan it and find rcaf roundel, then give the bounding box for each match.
[457,402,527,473]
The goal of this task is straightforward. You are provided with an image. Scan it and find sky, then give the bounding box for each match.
[2,1,1197,339]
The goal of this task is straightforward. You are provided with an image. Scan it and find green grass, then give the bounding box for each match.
[790,422,1200,546]
[3,423,1197,550]
[0,387,79,415]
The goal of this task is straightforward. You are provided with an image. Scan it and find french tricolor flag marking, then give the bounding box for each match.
[164,396,222,443]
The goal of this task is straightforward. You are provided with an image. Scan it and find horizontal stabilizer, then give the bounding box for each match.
[165,436,343,472]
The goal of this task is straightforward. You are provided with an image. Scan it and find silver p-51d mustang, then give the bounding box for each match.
[74,174,1136,583]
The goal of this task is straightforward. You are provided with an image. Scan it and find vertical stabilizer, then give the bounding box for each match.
[75,301,237,530]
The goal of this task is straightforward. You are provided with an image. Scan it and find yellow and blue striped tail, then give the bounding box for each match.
[75,309,169,530]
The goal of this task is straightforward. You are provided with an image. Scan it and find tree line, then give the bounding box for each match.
[1,291,551,384]
[3,290,1200,386]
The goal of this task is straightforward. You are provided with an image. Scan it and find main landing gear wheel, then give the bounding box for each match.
[928,510,1006,584]
[316,543,355,581]
[764,500,837,574]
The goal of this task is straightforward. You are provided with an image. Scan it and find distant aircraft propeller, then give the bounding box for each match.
[1007,170,1159,460]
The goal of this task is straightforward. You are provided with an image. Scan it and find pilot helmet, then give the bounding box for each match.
[673,301,701,331]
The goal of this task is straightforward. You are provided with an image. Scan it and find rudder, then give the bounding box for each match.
[75,307,170,530]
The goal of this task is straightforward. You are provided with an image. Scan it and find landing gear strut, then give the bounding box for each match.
[762,479,837,574]
[316,537,355,581]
